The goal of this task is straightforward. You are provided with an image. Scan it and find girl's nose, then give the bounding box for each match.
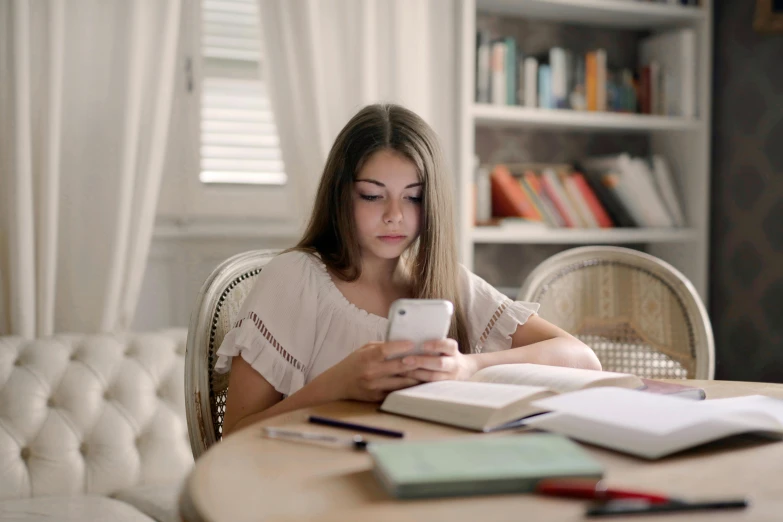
[383,200,403,224]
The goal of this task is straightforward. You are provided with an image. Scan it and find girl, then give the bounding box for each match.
[217,104,601,436]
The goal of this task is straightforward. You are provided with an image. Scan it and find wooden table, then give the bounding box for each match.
[180,380,783,522]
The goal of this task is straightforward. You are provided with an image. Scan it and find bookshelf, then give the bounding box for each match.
[476,0,706,27]
[472,104,703,132]
[471,227,698,245]
[458,0,713,298]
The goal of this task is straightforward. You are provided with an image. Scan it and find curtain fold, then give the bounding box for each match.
[257,0,459,222]
[0,0,181,336]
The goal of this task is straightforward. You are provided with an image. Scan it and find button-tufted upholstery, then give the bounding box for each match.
[0,329,192,521]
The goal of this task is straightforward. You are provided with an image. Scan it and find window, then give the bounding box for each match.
[200,0,286,185]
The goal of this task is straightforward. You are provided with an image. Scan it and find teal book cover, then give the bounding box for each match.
[368,434,603,499]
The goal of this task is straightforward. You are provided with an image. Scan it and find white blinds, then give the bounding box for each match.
[200,0,286,185]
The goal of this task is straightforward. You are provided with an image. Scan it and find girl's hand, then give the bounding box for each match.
[321,341,423,402]
[400,339,479,382]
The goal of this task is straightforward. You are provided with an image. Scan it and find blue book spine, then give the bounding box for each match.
[538,65,552,109]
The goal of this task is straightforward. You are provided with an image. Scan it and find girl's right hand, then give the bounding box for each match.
[322,341,422,402]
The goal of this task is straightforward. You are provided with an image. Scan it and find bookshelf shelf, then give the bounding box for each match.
[471,227,698,245]
[477,0,706,29]
[458,0,712,298]
[473,104,702,132]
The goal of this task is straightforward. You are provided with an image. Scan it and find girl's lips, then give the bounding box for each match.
[378,235,406,243]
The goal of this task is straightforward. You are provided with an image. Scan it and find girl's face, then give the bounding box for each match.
[352,149,423,262]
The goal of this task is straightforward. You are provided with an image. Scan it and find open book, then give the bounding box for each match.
[526,387,783,459]
[379,364,703,432]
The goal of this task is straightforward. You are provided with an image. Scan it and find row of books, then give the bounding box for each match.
[475,154,686,229]
[636,0,700,5]
[476,29,696,118]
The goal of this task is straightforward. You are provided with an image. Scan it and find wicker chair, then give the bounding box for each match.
[518,246,714,380]
[184,249,278,459]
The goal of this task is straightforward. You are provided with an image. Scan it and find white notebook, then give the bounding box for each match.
[527,387,783,459]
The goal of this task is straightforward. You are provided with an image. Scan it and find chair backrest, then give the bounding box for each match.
[518,246,714,380]
[185,249,278,459]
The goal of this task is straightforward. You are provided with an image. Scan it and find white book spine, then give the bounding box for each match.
[681,29,696,118]
[564,176,599,228]
[543,169,583,228]
[550,47,567,109]
[652,155,686,227]
[491,42,506,106]
[524,57,538,109]
[629,159,674,227]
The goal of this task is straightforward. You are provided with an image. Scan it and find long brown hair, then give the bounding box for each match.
[293,104,472,353]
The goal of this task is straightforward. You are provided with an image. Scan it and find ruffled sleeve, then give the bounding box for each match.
[214,251,319,396]
[459,265,540,353]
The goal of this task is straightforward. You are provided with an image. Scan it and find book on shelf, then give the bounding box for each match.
[580,154,684,228]
[526,387,783,460]
[476,157,685,231]
[379,363,705,432]
[476,31,491,104]
[491,40,506,105]
[523,56,538,108]
[474,27,697,117]
[488,164,544,222]
[369,434,604,499]
[639,28,697,118]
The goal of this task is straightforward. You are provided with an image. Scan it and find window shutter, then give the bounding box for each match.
[200,0,286,185]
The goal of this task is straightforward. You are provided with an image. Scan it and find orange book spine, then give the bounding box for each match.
[586,52,597,112]
[489,165,542,220]
[571,172,615,228]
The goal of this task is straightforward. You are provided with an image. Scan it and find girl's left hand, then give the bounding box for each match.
[399,339,479,382]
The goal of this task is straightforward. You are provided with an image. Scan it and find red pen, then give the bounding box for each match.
[535,479,671,504]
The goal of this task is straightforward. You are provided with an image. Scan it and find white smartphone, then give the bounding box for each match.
[385,299,454,359]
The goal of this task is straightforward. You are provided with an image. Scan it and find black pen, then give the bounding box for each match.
[308,415,405,438]
[586,498,749,517]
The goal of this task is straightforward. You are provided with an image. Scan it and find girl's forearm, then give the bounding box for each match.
[470,337,602,372]
[228,374,342,434]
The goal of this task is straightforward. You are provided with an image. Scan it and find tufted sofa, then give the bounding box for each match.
[0,329,193,522]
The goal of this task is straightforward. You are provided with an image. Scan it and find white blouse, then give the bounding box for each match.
[214,251,540,396]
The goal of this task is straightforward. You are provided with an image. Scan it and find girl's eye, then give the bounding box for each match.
[407,196,423,203]
[360,194,381,201]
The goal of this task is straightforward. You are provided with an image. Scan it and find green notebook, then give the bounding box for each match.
[367,434,603,499]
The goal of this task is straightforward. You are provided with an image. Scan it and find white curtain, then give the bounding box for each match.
[0,0,181,337]
[257,0,459,219]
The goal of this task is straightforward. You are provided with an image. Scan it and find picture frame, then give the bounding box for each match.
[754,0,783,33]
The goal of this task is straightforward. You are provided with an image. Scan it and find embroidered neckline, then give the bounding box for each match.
[304,253,389,327]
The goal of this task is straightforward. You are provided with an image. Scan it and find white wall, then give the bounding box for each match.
[132,226,297,331]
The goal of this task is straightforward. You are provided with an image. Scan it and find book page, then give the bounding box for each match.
[470,363,643,393]
[388,381,551,408]
[527,388,783,459]
[699,395,783,425]
[531,387,719,435]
